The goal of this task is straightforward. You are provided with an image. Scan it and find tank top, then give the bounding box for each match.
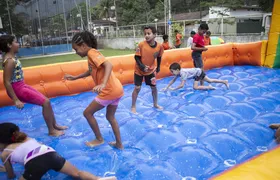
[3,139,55,165]
[2,57,24,83]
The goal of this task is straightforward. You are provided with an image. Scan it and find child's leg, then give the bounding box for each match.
[193,81,216,90]
[42,99,65,136]
[150,86,162,109]
[59,161,99,180]
[131,85,141,113]
[203,76,229,89]
[84,100,105,147]
[106,104,123,149]
[269,124,280,129]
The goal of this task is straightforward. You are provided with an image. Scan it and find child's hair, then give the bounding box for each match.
[174,30,179,33]
[206,31,211,35]
[190,31,196,35]
[0,122,27,144]
[163,34,168,41]
[0,35,15,53]
[199,24,209,31]
[169,62,181,70]
[144,26,157,34]
[72,31,97,49]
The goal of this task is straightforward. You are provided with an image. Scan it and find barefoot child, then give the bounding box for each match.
[131,26,164,113]
[162,63,229,91]
[65,31,123,149]
[269,124,280,143]
[0,122,116,180]
[0,35,66,137]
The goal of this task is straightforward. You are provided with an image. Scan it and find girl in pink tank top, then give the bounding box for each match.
[0,122,116,180]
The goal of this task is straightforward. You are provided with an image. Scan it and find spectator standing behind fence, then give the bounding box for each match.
[187,31,196,47]
[204,31,212,46]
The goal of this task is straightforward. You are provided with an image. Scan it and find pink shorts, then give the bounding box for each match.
[95,97,121,107]
[11,81,46,106]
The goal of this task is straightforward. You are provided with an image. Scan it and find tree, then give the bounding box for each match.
[258,0,274,12]
[98,0,113,20]
[0,0,28,36]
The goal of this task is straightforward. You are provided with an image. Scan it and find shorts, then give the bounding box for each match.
[23,152,66,180]
[192,51,203,68]
[194,71,206,81]
[11,81,46,106]
[95,97,121,107]
[175,44,181,48]
[134,72,156,86]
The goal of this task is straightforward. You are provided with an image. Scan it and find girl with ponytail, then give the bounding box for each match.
[65,31,124,149]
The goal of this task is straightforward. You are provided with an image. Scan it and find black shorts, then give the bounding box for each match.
[134,72,156,86]
[192,51,203,68]
[23,152,66,180]
[194,71,206,81]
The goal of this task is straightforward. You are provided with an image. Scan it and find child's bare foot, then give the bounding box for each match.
[85,139,104,147]
[109,141,124,150]
[208,85,216,90]
[154,104,163,110]
[269,124,280,129]
[131,107,137,114]
[49,130,65,137]
[99,177,117,180]
[224,80,229,89]
[54,124,68,130]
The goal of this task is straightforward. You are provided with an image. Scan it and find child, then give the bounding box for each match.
[269,124,280,143]
[131,26,164,113]
[162,63,229,91]
[191,24,209,69]
[0,35,66,137]
[187,31,196,47]
[204,31,212,46]
[174,30,182,48]
[0,122,116,180]
[162,34,171,50]
[64,31,124,149]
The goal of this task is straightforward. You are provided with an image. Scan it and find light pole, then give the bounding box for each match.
[168,0,172,46]
[36,0,44,54]
[154,18,158,33]
[62,0,69,50]
[5,0,13,34]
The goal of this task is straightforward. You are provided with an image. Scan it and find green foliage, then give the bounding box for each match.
[0,0,28,36]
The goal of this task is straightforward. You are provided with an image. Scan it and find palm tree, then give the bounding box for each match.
[98,0,113,20]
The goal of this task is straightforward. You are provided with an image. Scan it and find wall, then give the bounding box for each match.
[100,35,267,50]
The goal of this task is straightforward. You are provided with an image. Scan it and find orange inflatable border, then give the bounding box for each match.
[0,41,264,107]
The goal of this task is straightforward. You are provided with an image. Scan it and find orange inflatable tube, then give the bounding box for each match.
[0,41,263,107]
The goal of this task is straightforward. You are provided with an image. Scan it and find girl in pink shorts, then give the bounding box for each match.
[0,35,66,137]
[65,31,124,149]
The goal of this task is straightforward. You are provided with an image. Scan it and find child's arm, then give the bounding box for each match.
[170,79,186,91]
[156,56,162,73]
[65,70,90,81]
[3,59,24,109]
[1,154,15,179]
[191,43,207,51]
[162,76,178,91]
[92,61,112,93]
[135,55,148,72]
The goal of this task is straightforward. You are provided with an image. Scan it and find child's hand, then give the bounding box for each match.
[0,165,6,172]
[15,99,24,109]
[144,66,150,72]
[203,47,208,51]
[64,74,76,81]
[93,84,106,94]
[161,87,168,91]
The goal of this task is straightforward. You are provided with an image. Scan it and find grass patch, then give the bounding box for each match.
[0,49,134,70]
